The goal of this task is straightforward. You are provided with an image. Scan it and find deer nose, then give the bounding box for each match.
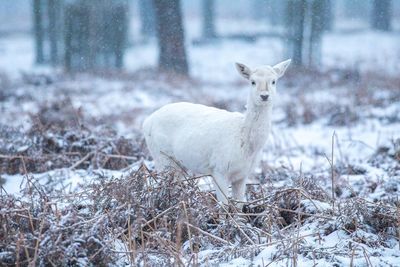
[260,95,269,101]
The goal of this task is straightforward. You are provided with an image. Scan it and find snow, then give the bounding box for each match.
[0,34,53,80]
[1,16,400,267]
[2,168,124,196]
[322,32,400,75]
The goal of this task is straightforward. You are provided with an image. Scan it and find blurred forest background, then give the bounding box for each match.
[0,0,399,74]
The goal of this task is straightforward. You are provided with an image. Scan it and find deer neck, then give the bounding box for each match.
[241,98,272,156]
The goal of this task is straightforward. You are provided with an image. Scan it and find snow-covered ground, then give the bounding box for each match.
[1,22,400,266]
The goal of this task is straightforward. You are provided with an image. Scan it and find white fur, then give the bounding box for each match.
[143,59,291,205]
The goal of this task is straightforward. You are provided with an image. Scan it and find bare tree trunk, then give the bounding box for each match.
[111,3,127,68]
[202,0,216,39]
[309,0,325,67]
[285,0,305,66]
[153,0,189,75]
[64,4,72,70]
[64,2,90,71]
[139,0,156,37]
[371,0,392,31]
[64,0,128,71]
[48,0,58,65]
[322,0,333,31]
[33,0,44,64]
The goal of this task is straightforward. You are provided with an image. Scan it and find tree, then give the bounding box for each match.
[48,0,59,65]
[64,0,128,71]
[309,0,326,66]
[285,0,306,66]
[371,0,392,31]
[33,0,44,64]
[33,0,63,65]
[322,0,333,31]
[110,3,128,68]
[139,0,156,38]
[64,2,90,71]
[153,0,189,75]
[202,0,216,39]
[285,0,332,68]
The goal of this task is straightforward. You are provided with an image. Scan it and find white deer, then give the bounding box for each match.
[143,59,291,206]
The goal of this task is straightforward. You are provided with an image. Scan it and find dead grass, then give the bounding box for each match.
[0,99,145,174]
[281,69,400,127]
[2,163,398,266]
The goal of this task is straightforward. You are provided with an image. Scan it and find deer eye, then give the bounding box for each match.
[272,80,276,85]
[251,81,256,86]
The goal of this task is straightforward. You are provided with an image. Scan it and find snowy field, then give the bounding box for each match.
[1,22,400,266]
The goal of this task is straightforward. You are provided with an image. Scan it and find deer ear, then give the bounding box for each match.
[273,59,291,78]
[235,62,251,80]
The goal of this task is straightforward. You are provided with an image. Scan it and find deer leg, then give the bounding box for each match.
[212,174,230,206]
[232,179,247,209]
